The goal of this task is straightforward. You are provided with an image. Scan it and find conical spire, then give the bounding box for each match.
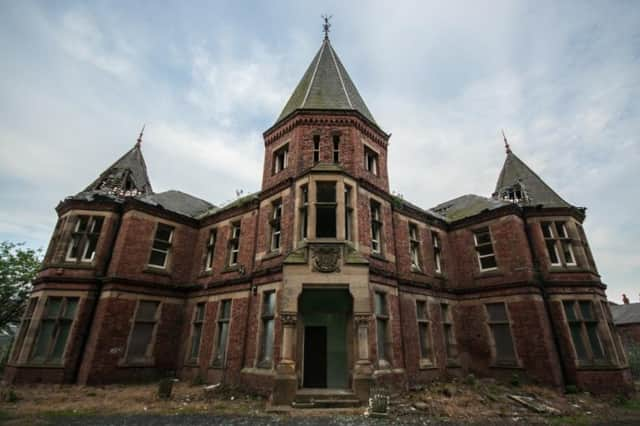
[493,145,571,208]
[79,133,153,198]
[275,35,376,125]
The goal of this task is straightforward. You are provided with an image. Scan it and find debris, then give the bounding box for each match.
[508,395,560,415]
[413,401,429,411]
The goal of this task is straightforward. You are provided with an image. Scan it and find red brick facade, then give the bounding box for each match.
[4,41,633,401]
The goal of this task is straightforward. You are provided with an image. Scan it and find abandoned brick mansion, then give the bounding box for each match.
[4,32,633,403]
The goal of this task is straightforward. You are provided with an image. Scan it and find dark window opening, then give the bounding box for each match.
[563,300,605,363]
[270,201,282,251]
[258,291,276,367]
[204,228,217,271]
[315,182,337,238]
[188,303,205,361]
[375,292,390,362]
[148,223,174,268]
[272,144,288,174]
[370,200,382,254]
[213,299,232,366]
[364,146,379,175]
[432,232,442,273]
[344,185,353,241]
[228,222,241,266]
[473,227,497,270]
[30,297,79,364]
[300,185,309,240]
[333,135,340,163]
[313,135,320,163]
[486,303,517,364]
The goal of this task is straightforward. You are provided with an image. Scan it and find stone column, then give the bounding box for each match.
[353,313,373,402]
[272,311,298,406]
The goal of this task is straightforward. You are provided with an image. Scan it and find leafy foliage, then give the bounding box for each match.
[0,241,42,335]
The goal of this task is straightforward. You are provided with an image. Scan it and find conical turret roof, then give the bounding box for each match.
[494,149,572,208]
[275,38,376,125]
[79,141,152,198]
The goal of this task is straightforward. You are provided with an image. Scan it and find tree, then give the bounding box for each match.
[0,241,42,335]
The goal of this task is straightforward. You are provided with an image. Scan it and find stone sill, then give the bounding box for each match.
[575,364,627,372]
[7,363,64,369]
[489,363,523,370]
[370,253,388,262]
[143,266,171,277]
[261,251,283,262]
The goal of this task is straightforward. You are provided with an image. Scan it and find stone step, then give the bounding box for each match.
[293,389,362,408]
[292,398,362,409]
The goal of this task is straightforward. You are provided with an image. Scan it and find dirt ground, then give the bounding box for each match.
[1,378,639,425]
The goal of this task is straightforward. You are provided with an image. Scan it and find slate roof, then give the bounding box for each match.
[494,150,572,208]
[610,303,640,325]
[431,194,511,222]
[140,190,215,218]
[275,38,376,125]
[80,142,153,197]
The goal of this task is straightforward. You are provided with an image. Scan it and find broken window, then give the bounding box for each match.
[563,300,605,363]
[370,201,382,254]
[473,227,497,271]
[228,222,241,267]
[441,303,457,361]
[432,231,442,273]
[30,297,78,364]
[148,223,174,268]
[299,185,309,240]
[272,144,288,174]
[375,292,390,363]
[45,217,67,263]
[416,300,431,362]
[270,200,282,251]
[315,182,337,238]
[313,135,320,163]
[212,299,232,367]
[364,146,378,175]
[65,215,104,263]
[258,291,276,367]
[409,223,421,270]
[188,303,205,362]
[126,300,160,363]
[542,221,576,267]
[344,185,353,241]
[333,135,340,163]
[11,297,39,362]
[501,182,528,204]
[486,303,517,364]
[204,228,217,271]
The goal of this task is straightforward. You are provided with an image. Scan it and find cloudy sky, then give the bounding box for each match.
[0,1,638,302]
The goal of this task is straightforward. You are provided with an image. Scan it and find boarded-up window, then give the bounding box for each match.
[30,297,78,363]
[148,223,173,268]
[473,228,497,271]
[127,301,160,362]
[486,303,517,364]
[213,300,232,367]
[258,291,275,367]
[11,297,39,362]
[188,303,205,362]
[375,292,390,362]
[563,300,605,363]
[416,300,431,361]
[441,303,457,360]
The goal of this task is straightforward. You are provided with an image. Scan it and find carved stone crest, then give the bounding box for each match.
[311,245,341,273]
[280,311,297,326]
[354,314,371,326]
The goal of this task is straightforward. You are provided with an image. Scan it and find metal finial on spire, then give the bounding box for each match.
[321,14,332,40]
[136,124,146,146]
[502,129,511,154]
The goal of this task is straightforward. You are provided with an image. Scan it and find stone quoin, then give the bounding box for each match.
[4,25,633,402]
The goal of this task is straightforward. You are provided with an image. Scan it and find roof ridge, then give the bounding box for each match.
[301,40,326,108]
[327,41,353,108]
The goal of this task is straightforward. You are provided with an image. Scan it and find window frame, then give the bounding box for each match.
[374,291,390,365]
[416,300,432,364]
[272,143,289,175]
[29,296,79,364]
[269,200,283,252]
[563,300,606,365]
[542,221,577,267]
[432,231,442,274]
[370,200,382,255]
[332,134,340,163]
[212,299,232,367]
[228,222,241,267]
[257,290,276,368]
[485,302,518,366]
[11,297,39,363]
[364,146,379,176]
[65,215,104,263]
[409,223,421,270]
[204,228,217,271]
[315,181,337,239]
[344,185,354,242]
[299,184,309,241]
[124,300,161,364]
[313,135,320,163]
[148,223,174,269]
[441,303,458,362]
[187,302,206,363]
[473,227,498,272]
